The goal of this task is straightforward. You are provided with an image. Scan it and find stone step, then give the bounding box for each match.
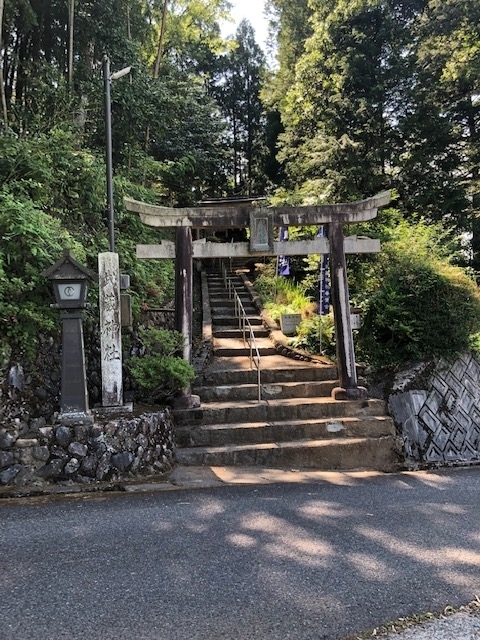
[209,296,254,305]
[208,275,244,281]
[195,379,338,403]
[208,273,244,278]
[208,289,239,294]
[208,280,245,287]
[208,288,247,296]
[176,415,395,447]
[208,282,245,291]
[213,337,276,357]
[213,326,270,339]
[195,357,338,386]
[173,397,389,427]
[182,269,399,474]
[211,307,258,318]
[209,285,251,293]
[174,435,400,472]
[212,315,264,327]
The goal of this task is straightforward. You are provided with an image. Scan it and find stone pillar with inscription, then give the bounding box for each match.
[98,252,125,410]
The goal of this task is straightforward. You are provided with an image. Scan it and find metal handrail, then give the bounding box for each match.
[222,264,262,402]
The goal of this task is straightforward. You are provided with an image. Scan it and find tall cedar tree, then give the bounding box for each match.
[269,0,479,267]
[211,20,268,196]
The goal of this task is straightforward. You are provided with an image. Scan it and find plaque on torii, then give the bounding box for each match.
[125,191,390,402]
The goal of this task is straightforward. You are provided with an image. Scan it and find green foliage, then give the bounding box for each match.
[276,0,402,201]
[0,0,269,369]
[0,133,175,360]
[145,0,229,72]
[116,230,175,316]
[254,266,335,356]
[290,313,336,358]
[264,0,313,108]
[254,270,312,321]
[128,328,195,402]
[210,20,269,196]
[0,131,103,360]
[356,220,480,369]
[158,154,198,203]
[0,190,86,360]
[4,0,479,387]
[0,131,106,233]
[268,0,479,266]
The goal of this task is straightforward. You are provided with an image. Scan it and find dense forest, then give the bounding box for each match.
[269,0,479,240]
[0,0,479,369]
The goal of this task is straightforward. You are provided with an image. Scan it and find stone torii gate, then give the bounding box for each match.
[125,191,390,402]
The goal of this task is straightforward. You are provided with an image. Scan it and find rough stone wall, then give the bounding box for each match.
[0,328,175,488]
[0,326,138,425]
[388,354,480,465]
[0,411,175,487]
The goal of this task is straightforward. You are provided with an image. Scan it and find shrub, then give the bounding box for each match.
[254,271,313,321]
[254,266,334,356]
[356,220,480,369]
[290,313,336,357]
[128,328,195,403]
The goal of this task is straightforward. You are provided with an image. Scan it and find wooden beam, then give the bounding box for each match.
[125,191,391,229]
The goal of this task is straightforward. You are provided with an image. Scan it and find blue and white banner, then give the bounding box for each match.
[317,226,330,315]
[278,226,290,276]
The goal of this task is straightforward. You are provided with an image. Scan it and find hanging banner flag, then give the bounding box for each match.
[317,226,330,315]
[278,226,290,276]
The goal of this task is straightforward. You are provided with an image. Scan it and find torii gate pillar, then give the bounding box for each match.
[329,221,367,400]
[175,227,193,362]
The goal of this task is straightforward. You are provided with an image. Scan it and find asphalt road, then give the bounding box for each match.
[1,467,480,640]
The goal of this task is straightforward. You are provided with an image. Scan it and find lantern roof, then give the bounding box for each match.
[41,249,97,282]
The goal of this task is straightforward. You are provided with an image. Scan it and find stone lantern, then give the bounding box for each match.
[42,250,97,424]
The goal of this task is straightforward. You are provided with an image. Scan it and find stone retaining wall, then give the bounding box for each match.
[388,354,480,466]
[0,411,175,488]
[0,319,179,489]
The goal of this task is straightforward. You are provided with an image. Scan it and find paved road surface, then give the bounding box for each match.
[1,467,480,639]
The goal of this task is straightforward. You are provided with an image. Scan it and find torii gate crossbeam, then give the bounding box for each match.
[125,191,390,229]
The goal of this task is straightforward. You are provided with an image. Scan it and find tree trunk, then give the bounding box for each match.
[144,0,169,180]
[154,0,169,79]
[466,94,480,271]
[68,0,74,88]
[126,3,131,40]
[0,0,8,132]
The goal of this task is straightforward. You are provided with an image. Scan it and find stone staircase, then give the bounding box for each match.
[173,268,401,471]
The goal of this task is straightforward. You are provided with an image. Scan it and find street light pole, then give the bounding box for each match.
[103,54,115,253]
[102,54,132,253]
